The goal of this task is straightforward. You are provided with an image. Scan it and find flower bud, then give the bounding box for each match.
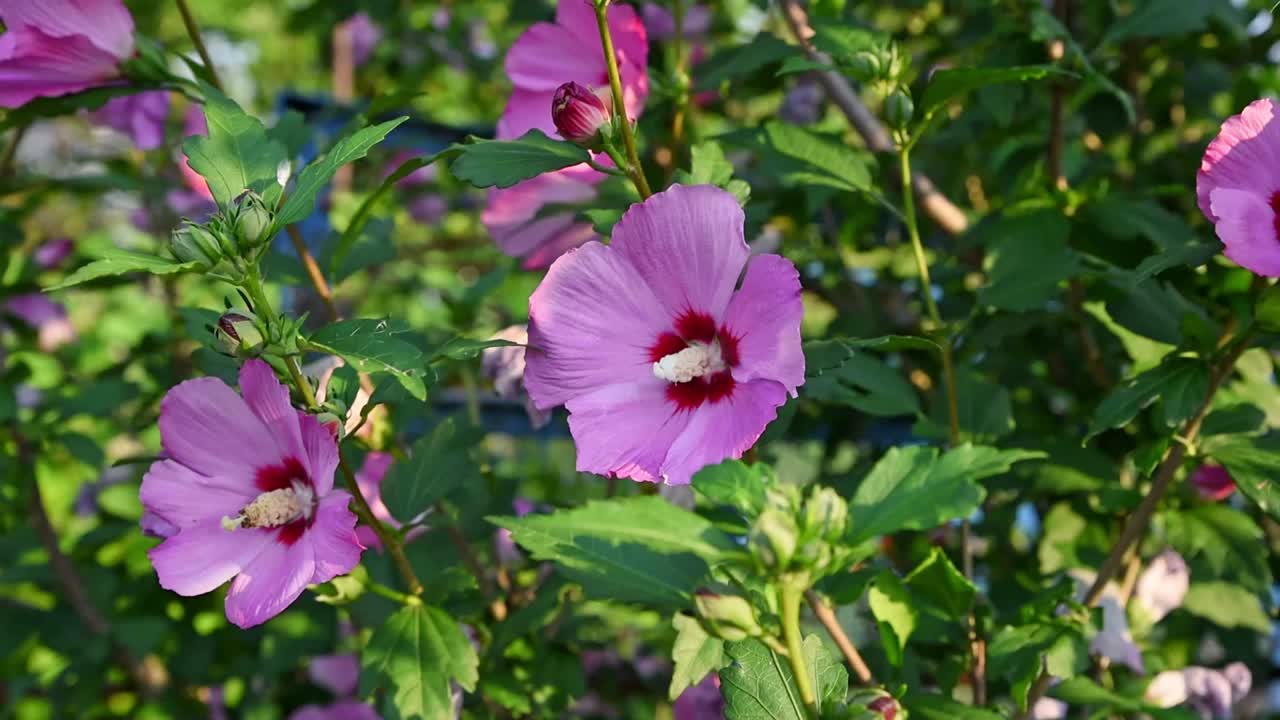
[693,589,762,641]
[1190,464,1235,501]
[867,695,899,720]
[848,690,901,720]
[749,508,799,571]
[803,487,849,543]
[171,223,221,268]
[884,89,914,130]
[847,51,882,80]
[215,311,264,355]
[233,192,274,252]
[552,81,612,147]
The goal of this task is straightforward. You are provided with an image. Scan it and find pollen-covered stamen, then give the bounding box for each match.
[221,482,316,531]
[653,340,726,383]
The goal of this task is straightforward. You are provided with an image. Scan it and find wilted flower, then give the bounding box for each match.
[673,674,723,720]
[482,325,550,430]
[141,360,364,628]
[524,185,804,484]
[91,91,171,151]
[1133,550,1189,625]
[1146,663,1251,719]
[1197,98,1280,276]
[552,81,612,145]
[1191,464,1236,502]
[0,0,136,107]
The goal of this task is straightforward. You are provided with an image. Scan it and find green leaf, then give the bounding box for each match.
[849,445,1043,544]
[755,122,875,194]
[276,117,408,226]
[695,33,799,90]
[1086,357,1204,440]
[987,623,1086,709]
[1163,505,1270,592]
[903,548,976,620]
[978,210,1081,312]
[307,319,428,400]
[720,636,847,720]
[803,348,920,417]
[1102,0,1212,45]
[868,570,917,667]
[669,613,727,700]
[1049,677,1197,719]
[691,460,774,515]
[46,250,203,290]
[491,497,737,606]
[1205,438,1280,521]
[330,155,433,273]
[360,604,478,720]
[449,130,590,189]
[804,336,939,377]
[903,692,1005,720]
[382,419,481,521]
[1181,582,1272,633]
[673,142,751,204]
[183,89,288,208]
[1103,279,1207,346]
[430,336,519,361]
[920,65,1072,117]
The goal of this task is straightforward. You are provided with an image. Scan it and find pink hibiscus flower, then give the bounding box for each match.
[483,0,648,268]
[1190,463,1235,501]
[1197,98,1280,276]
[92,90,170,150]
[141,359,364,629]
[524,184,804,485]
[179,104,214,200]
[0,0,136,108]
[673,674,723,720]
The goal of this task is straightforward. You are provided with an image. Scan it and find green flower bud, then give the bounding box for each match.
[847,51,882,80]
[803,487,849,543]
[884,90,914,130]
[693,589,762,642]
[215,311,264,355]
[750,508,799,571]
[233,192,274,252]
[171,224,221,268]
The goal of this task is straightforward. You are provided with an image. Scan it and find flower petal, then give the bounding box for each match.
[660,379,788,485]
[159,377,284,479]
[308,654,359,697]
[224,537,316,629]
[1198,98,1280,222]
[299,412,339,496]
[309,491,364,585]
[525,241,670,409]
[139,459,255,532]
[612,184,750,322]
[556,0,649,114]
[0,0,135,58]
[148,519,274,597]
[723,254,805,395]
[1209,187,1280,277]
[0,26,120,108]
[496,87,559,140]
[239,359,311,476]
[564,379,691,482]
[504,22,605,93]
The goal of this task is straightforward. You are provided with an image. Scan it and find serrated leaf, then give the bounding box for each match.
[1205,438,1280,521]
[183,89,287,207]
[904,547,976,620]
[987,623,1086,709]
[903,692,1005,720]
[803,349,920,417]
[1101,0,1211,45]
[868,570,916,667]
[360,604,478,720]
[803,336,939,378]
[277,117,408,226]
[978,211,1081,312]
[720,636,846,720]
[849,445,1043,543]
[691,460,774,515]
[694,32,798,90]
[1086,357,1203,440]
[1164,505,1271,592]
[920,65,1073,117]
[449,130,590,189]
[46,250,202,290]
[757,122,874,193]
[307,319,428,400]
[1181,582,1271,633]
[669,613,726,700]
[382,419,481,521]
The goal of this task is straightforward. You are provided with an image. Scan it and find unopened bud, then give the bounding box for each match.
[552,81,612,147]
[215,311,264,355]
[171,223,221,268]
[233,192,274,252]
[868,695,899,720]
[884,90,914,130]
[849,690,900,720]
[750,508,799,571]
[848,51,882,80]
[693,589,761,641]
[803,487,849,543]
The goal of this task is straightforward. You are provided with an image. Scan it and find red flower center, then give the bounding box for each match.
[649,310,741,411]
[254,457,314,545]
[1271,191,1280,241]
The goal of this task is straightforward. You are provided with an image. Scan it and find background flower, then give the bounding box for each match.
[0,0,135,107]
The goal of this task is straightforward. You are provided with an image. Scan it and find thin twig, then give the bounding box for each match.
[776,0,968,236]
[175,0,223,91]
[286,225,340,321]
[806,590,873,684]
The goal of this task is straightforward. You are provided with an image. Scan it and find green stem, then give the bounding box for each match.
[174,0,223,92]
[241,268,424,596]
[366,578,421,606]
[594,1,652,199]
[671,0,691,152]
[780,586,819,719]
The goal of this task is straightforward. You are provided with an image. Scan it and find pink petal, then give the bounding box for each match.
[497,87,560,140]
[1209,187,1280,277]
[0,26,121,108]
[0,0,135,58]
[224,537,316,629]
[525,241,670,409]
[299,411,340,496]
[158,377,286,479]
[494,214,598,269]
[289,701,379,720]
[308,491,364,585]
[239,360,312,477]
[309,653,360,697]
[1091,596,1144,674]
[505,22,605,93]
[556,0,649,111]
[139,459,255,533]
[355,453,397,532]
[1197,98,1280,222]
[659,379,788,485]
[612,184,750,322]
[482,170,600,228]
[148,518,274,597]
[722,255,806,395]
[91,90,169,150]
[564,379,692,482]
